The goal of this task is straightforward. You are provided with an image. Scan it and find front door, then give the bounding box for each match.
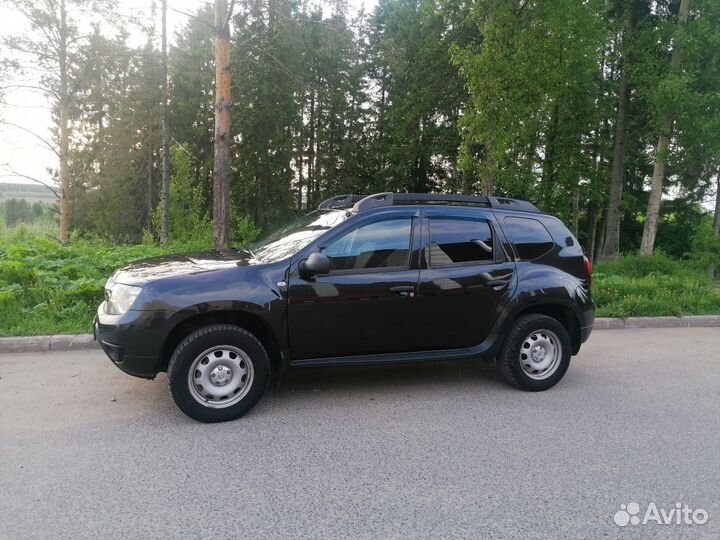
[287,211,421,360]
[413,210,516,351]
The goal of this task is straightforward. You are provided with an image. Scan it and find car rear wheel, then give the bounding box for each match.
[497,314,571,391]
[167,324,270,422]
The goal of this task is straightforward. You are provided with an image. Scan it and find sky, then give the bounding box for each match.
[0,0,200,187]
[0,0,375,188]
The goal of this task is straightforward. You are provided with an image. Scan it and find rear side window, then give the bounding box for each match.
[428,217,494,266]
[504,217,555,260]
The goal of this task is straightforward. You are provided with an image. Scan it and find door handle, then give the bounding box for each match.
[481,272,513,289]
[390,285,415,297]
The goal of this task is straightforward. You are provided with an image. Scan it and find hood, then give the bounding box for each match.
[112,249,259,286]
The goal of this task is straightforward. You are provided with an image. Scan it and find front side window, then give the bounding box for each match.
[428,217,495,266]
[503,217,555,260]
[323,217,412,271]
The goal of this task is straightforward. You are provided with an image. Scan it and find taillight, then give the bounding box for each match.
[583,255,592,288]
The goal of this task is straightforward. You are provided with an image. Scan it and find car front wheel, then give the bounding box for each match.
[497,313,571,391]
[167,324,270,422]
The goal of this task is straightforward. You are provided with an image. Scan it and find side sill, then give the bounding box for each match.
[290,333,503,368]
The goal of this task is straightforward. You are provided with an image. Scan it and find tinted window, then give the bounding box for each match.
[504,217,555,260]
[323,218,412,271]
[428,218,494,266]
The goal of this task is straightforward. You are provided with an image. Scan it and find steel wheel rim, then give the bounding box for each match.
[519,329,562,380]
[187,345,254,408]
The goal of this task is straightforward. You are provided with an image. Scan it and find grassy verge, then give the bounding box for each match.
[1,235,718,336]
[594,253,720,318]
[0,237,210,336]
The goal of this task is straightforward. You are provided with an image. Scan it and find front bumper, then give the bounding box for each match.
[94,304,173,379]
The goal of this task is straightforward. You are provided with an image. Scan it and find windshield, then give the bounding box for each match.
[251,210,349,263]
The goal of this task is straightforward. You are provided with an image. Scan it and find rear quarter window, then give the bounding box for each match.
[503,217,555,261]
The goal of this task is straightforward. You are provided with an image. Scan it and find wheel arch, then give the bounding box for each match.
[505,302,582,355]
[157,310,284,375]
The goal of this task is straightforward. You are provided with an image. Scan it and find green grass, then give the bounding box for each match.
[593,253,720,318]
[1,232,718,336]
[0,235,211,337]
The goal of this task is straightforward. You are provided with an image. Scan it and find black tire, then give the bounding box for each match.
[497,314,571,391]
[167,324,270,422]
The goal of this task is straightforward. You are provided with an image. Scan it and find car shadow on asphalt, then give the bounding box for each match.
[149,358,513,422]
[275,357,504,395]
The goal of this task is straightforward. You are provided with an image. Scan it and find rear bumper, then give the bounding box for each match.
[580,323,593,344]
[580,303,595,342]
[576,303,595,351]
[94,305,172,379]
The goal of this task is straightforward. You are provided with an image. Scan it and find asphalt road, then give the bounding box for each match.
[0,327,719,540]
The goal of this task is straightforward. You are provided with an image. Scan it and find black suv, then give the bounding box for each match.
[95,192,594,422]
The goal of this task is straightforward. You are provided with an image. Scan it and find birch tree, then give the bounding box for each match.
[639,0,691,255]
[1,0,81,244]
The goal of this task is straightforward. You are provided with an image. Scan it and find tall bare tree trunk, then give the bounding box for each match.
[146,144,154,231]
[541,103,559,207]
[599,50,630,261]
[714,176,720,237]
[586,203,598,262]
[640,0,690,255]
[159,0,170,245]
[480,139,495,196]
[58,0,71,246]
[297,149,304,211]
[571,185,579,237]
[296,98,304,211]
[308,89,316,207]
[710,173,720,278]
[595,209,608,262]
[213,0,232,249]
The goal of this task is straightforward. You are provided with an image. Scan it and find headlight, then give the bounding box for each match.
[104,280,142,315]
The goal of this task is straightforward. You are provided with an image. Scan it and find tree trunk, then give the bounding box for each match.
[213,0,232,249]
[595,208,608,262]
[297,100,304,211]
[571,185,579,237]
[58,0,71,246]
[714,175,720,237]
[640,124,671,254]
[480,139,495,196]
[640,0,690,255]
[710,174,720,278]
[308,89,316,208]
[159,0,170,245]
[599,40,630,261]
[586,202,598,262]
[146,143,154,231]
[541,102,559,207]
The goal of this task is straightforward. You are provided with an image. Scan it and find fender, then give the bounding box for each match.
[491,261,591,340]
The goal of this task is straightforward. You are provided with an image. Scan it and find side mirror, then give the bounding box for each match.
[299,252,330,278]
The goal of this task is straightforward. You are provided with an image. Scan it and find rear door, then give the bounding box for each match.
[414,208,516,351]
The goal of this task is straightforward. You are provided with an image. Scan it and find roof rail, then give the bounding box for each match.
[317,194,364,211]
[351,192,540,214]
[352,192,395,212]
[487,196,541,214]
